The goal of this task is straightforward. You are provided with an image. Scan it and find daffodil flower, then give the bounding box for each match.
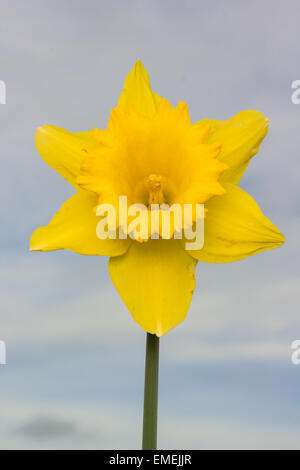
[30,61,284,338]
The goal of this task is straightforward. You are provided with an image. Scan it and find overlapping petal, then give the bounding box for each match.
[117,60,162,118]
[35,126,98,188]
[187,183,285,263]
[198,111,269,185]
[108,239,197,336]
[30,190,131,256]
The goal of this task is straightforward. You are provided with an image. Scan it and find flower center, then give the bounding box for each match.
[145,174,165,205]
[77,98,228,221]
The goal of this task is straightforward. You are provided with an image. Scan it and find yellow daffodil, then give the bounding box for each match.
[30,61,285,337]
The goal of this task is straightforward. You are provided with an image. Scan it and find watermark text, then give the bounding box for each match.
[291,340,300,365]
[95,196,205,250]
[0,80,6,104]
[0,340,6,365]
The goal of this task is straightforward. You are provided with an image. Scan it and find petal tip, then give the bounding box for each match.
[29,244,42,252]
[276,231,285,247]
[29,239,44,252]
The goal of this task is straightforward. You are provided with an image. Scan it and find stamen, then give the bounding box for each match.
[145,174,165,205]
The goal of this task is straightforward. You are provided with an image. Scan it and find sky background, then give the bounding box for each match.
[0,0,300,449]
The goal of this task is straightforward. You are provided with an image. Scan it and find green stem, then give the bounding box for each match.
[142,332,160,450]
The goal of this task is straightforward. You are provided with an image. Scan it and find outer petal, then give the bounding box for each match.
[75,131,100,147]
[30,190,131,256]
[198,111,269,185]
[35,126,98,188]
[188,184,285,263]
[117,60,162,118]
[108,239,197,336]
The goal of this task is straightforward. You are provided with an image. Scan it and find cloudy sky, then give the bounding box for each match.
[0,0,300,449]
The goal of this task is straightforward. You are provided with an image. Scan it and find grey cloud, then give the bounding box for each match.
[17,415,80,440]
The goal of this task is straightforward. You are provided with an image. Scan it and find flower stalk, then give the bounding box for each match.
[142,332,160,450]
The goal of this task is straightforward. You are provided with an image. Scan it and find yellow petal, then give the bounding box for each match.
[188,184,285,263]
[198,111,269,185]
[35,126,97,188]
[30,190,131,256]
[117,60,162,118]
[108,239,197,336]
[75,131,100,147]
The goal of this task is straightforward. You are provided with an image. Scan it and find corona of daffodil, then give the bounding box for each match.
[30,61,285,337]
